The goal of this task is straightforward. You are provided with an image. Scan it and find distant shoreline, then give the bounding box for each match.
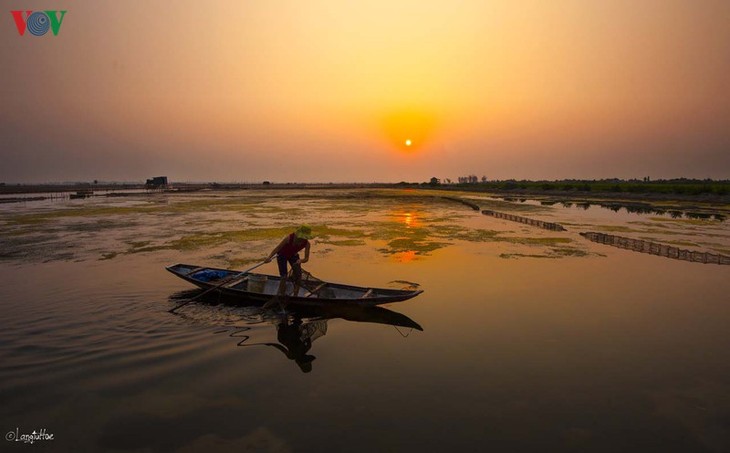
[1,181,729,207]
[441,186,730,206]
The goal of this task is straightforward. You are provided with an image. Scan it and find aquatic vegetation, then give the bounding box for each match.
[2,197,279,226]
[648,216,723,225]
[500,253,553,259]
[422,214,469,223]
[478,199,549,213]
[499,246,591,259]
[311,225,368,240]
[0,233,60,258]
[1,188,726,264]
[497,237,572,246]
[378,238,452,256]
[551,247,591,257]
[226,257,266,268]
[368,223,426,241]
[6,205,155,225]
[317,239,367,247]
[662,240,700,247]
[595,225,642,233]
[64,219,136,233]
[117,225,370,257]
[447,228,500,242]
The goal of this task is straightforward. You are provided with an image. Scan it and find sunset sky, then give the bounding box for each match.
[1,0,729,183]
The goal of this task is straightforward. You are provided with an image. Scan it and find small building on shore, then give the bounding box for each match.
[145,176,169,191]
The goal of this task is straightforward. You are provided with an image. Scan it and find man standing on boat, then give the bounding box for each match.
[264,225,313,302]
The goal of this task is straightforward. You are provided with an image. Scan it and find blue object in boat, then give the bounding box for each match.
[193,269,230,282]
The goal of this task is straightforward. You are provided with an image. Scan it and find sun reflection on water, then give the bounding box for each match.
[392,250,418,263]
[393,210,420,228]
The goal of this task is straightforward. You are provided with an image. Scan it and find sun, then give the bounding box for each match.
[379,108,436,152]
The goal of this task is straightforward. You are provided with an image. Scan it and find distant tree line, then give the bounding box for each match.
[456,175,488,184]
[415,177,730,196]
[434,178,730,196]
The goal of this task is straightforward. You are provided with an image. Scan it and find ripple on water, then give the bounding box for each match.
[0,274,281,419]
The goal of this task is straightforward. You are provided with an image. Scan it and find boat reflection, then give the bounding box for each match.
[167,290,423,373]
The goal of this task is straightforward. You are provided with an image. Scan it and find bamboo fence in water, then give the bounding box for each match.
[481,209,567,231]
[580,232,730,265]
[458,200,727,265]
[440,196,480,210]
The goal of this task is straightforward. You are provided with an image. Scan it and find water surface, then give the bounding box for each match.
[1,189,729,452]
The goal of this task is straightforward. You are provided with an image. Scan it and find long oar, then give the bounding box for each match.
[169,261,268,313]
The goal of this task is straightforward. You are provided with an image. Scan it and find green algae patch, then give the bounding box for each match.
[478,199,550,214]
[3,197,276,227]
[125,239,179,254]
[124,228,292,254]
[127,240,152,249]
[226,257,265,268]
[551,247,590,257]
[378,238,452,256]
[449,229,501,242]
[312,226,368,240]
[424,215,469,223]
[498,237,572,246]
[127,244,175,254]
[120,225,370,256]
[663,240,701,247]
[6,205,155,225]
[8,188,684,265]
[364,220,576,257]
[596,225,639,233]
[371,225,452,256]
[648,216,722,225]
[1,226,48,237]
[217,227,294,242]
[500,253,554,259]
[318,239,366,247]
[499,246,589,259]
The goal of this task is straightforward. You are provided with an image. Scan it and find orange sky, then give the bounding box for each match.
[1,0,729,182]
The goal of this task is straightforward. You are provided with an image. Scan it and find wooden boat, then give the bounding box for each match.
[166,263,423,307]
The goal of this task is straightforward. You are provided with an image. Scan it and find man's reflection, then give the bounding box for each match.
[197,302,422,374]
[264,316,327,373]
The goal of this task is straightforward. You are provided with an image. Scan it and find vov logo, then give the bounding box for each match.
[11,10,67,36]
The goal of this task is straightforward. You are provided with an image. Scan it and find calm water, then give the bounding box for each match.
[1,189,729,452]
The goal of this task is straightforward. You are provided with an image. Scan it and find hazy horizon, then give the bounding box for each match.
[2,0,729,183]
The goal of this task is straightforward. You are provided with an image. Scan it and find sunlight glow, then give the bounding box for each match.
[3,1,728,181]
[380,108,436,153]
[403,212,413,226]
[393,210,420,228]
[393,251,417,263]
